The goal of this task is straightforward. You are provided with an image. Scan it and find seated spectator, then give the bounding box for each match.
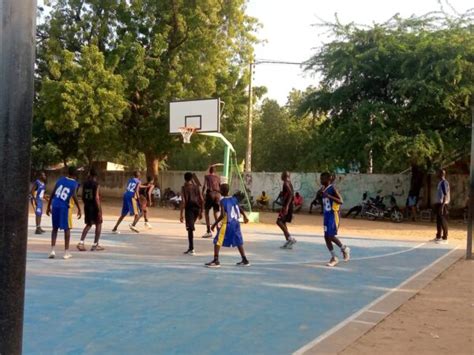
[294,192,304,213]
[272,192,284,212]
[256,191,270,209]
[169,193,182,210]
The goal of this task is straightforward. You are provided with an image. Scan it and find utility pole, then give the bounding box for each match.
[245,59,302,173]
[0,0,36,353]
[467,104,474,260]
[245,62,254,172]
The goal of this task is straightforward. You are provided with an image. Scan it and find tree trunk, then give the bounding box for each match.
[145,151,159,183]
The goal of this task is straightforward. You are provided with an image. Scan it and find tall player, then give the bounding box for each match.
[202,164,221,238]
[278,171,297,249]
[46,166,81,260]
[112,171,142,234]
[320,172,350,267]
[139,176,155,229]
[77,169,104,251]
[30,171,47,234]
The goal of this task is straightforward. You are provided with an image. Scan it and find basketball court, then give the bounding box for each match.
[23,215,462,354]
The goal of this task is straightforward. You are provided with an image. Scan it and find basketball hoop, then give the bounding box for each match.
[179,127,196,144]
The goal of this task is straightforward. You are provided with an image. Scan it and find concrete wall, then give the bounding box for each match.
[42,170,468,211]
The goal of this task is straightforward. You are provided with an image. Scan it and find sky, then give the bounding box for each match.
[246,0,472,104]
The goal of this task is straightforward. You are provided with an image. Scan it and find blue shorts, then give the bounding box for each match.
[324,211,339,237]
[214,222,244,247]
[52,206,72,230]
[35,200,43,217]
[121,195,140,216]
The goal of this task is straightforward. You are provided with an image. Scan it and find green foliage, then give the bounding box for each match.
[36,44,127,166]
[34,0,259,173]
[301,11,474,172]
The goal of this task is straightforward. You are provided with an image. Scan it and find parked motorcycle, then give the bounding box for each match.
[344,192,369,218]
[365,193,403,223]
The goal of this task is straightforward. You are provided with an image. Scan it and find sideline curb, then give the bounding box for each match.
[294,247,463,355]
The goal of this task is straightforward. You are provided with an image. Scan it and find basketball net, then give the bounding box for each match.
[179,127,196,144]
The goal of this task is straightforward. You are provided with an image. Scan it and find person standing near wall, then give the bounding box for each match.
[432,169,450,244]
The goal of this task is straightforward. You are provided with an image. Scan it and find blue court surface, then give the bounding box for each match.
[24,217,455,354]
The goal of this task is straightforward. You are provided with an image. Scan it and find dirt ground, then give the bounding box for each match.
[31,199,472,354]
[342,258,474,355]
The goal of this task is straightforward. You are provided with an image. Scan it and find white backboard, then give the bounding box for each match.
[169,98,220,134]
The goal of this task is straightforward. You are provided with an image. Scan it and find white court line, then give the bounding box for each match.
[351,319,377,326]
[292,246,459,355]
[30,242,428,268]
[365,309,386,315]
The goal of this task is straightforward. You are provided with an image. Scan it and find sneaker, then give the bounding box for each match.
[205,260,221,268]
[39,227,46,234]
[144,222,152,229]
[436,239,448,244]
[112,230,121,234]
[431,237,442,242]
[129,224,140,233]
[48,250,56,259]
[286,238,297,249]
[327,257,339,267]
[184,249,195,255]
[63,252,72,260]
[342,246,351,262]
[91,244,105,251]
[76,243,86,252]
[236,259,251,267]
[280,240,291,249]
[202,232,213,238]
[35,227,42,235]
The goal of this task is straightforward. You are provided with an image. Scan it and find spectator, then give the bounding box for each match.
[406,189,418,221]
[294,192,304,213]
[152,186,161,206]
[432,169,450,244]
[256,191,270,209]
[169,193,182,210]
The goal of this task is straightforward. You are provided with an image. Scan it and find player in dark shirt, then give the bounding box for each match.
[202,164,222,238]
[77,169,104,251]
[277,171,297,249]
[139,176,155,229]
[180,172,204,255]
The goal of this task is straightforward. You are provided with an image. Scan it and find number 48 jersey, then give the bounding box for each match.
[52,177,79,209]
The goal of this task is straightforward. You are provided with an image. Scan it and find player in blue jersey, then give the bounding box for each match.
[46,166,81,260]
[30,171,47,234]
[205,183,250,268]
[112,171,142,234]
[320,172,350,267]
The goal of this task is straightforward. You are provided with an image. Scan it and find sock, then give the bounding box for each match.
[79,240,84,244]
[242,256,248,262]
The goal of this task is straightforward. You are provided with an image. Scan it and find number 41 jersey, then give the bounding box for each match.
[52,177,79,209]
[214,196,244,248]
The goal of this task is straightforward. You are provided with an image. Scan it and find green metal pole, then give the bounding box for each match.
[223,145,231,181]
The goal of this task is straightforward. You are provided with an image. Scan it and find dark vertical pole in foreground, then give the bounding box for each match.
[467,105,474,260]
[0,0,36,353]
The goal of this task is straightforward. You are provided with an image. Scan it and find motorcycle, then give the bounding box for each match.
[365,193,403,223]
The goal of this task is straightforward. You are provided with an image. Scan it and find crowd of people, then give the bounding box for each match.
[30,166,451,265]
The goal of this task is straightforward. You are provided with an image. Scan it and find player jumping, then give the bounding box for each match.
[320,172,350,267]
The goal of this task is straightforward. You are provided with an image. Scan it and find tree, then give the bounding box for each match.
[36,45,127,167]
[302,11,474,173]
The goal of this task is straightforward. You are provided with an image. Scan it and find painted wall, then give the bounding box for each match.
[42,170,468,210]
